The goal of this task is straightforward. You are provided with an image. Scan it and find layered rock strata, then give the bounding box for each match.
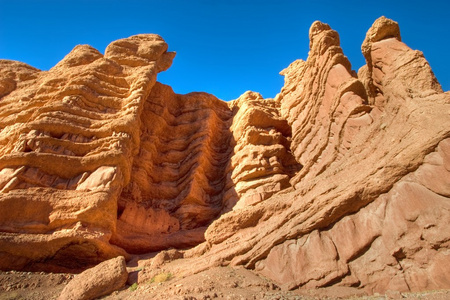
[163,17,450,294]
[0,34,294,268]
[111,82,234,253]
[225,91,300,211]
[0,35,176,271]
[0,16,449,294]
[279,21,372,184]
[111,83,302,253]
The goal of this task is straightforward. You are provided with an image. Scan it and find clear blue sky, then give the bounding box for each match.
[1,0,448,101]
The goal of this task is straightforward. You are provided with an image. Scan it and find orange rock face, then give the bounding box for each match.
[112,82,234,253]
[0,17,449,294]
[0,34,175,271]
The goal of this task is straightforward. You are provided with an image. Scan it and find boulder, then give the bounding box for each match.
[58,256,128,300]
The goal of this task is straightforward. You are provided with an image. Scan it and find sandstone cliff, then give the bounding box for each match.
[0,17,449,294]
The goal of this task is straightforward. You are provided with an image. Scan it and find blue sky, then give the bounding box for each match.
[1,1,448,100]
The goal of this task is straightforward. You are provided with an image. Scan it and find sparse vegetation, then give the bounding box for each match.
[151,272,173,283]
[129,282,138,291]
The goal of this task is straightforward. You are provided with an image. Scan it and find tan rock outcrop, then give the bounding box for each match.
[0,16,449,296]
[0,31,297,266]
[111,82,234,253]
[225,91,300,211]
[279,21,371,183]
[166,17,450,294]
[0,34,175,271]
[256,138,450,292]
[111,85,301,252]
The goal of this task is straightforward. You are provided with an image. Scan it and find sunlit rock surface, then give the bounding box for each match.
[0,17,449,294]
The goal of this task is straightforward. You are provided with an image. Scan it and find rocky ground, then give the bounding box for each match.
[1,267,450,300]
[0,270,73,300]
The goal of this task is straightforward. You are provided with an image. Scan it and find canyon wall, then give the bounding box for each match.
[0,17,449,293]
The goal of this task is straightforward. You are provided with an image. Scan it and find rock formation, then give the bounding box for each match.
[0,34,175,271]
[112,82,234,253]
[0,16,449,295]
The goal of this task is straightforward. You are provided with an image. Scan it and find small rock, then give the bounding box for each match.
[386,290,403,299]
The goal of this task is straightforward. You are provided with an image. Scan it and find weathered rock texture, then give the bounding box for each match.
[226,91,301,211]
[58,256,128,300]
[0,34,176,271]
[111,82,234,253]
[0,16,449,295]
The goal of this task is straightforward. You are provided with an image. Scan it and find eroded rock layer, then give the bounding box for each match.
[0,16,449,294]
[226,91,301,211]
[279,21,372,184]
[162,17,450,294]
[0,34,176,271]
[0,34,292,267]
[112,82,234,253]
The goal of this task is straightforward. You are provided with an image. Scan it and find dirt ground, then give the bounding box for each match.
[0,271,73,300]
[1,266,449,300]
